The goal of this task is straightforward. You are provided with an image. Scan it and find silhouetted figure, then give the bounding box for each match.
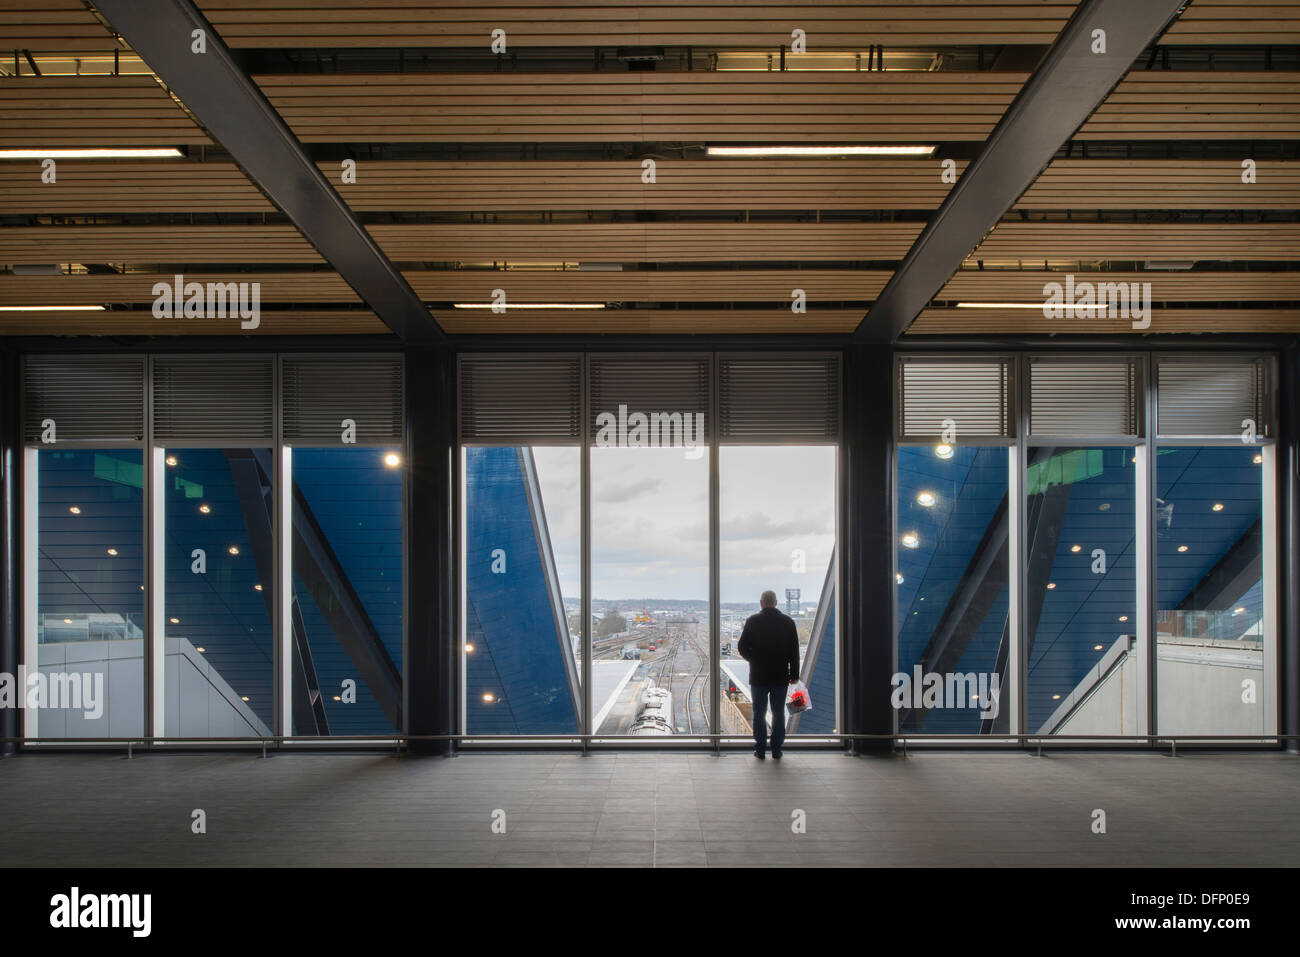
[737,589,800,760]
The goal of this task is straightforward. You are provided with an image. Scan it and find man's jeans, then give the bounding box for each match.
[751,685,787,755]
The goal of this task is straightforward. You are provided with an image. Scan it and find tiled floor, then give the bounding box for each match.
[1,749,1296,867]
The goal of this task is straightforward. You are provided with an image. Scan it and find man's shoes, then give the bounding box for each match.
[754,751,766,760]
[772,751,783,760]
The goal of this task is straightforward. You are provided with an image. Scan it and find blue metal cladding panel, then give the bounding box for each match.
[897,446,1008,733]
[799,602,836,734]
[292,448,403,735]
[1155,446,1263,619]
[38,449,144,626]
[1026,448,1138,731]
[465,446,578,734]
[464,598,517,733]
[163,449,274,730]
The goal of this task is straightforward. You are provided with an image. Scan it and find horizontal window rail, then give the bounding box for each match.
[4,733,1298,760]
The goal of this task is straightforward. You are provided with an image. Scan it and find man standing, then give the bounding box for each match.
[737,589,800,760]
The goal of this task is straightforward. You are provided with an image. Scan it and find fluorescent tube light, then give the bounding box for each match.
[706,145,936,157]
[452,303,606,309]
[954,302,1046,309]
[0,305,106,311]
[0,148,182,160]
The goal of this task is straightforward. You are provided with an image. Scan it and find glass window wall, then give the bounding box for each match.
[896,445,1010,734]
[291,447,404,736]
[720,446,837,737]
[1025,447,1138,735]
[32,448,145,739]
[162,448,273,737]
[1155,446,1267,735]
[462,445,581,735]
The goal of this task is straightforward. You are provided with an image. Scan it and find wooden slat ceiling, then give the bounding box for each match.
[0,271,359,304]
[1078,72,1300,140]
[910,307,1300,334]
[199,1,1080,48]
[406,269,884,303]
[0,303,851,336]
[437,307,864,334]
[0,162,271,213]
[969,224,1300,263]
[4,222,1298,269]
[0,269,888,305]
[255,70,1299,144]
[0,76,210,147]
[938,271,1300,303]
[368,222,926,262]
[1163,1,1300,45]
[0,308,388,336]
[374,222,1300,265]
[6,269,1300,310]
[4,158,1298,214]
[5,1,1292,57]
[0,226,320,263]
[339,160,959,212]
[256,72,1026,142]
[0,0,119,52]
[1016,160,1300,210]
[1,1,1297,337]
[196,1,1300,48]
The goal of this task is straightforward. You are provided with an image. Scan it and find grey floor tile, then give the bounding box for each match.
[1,750,1296,867]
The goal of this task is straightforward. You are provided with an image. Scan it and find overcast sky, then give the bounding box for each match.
[532,445,835,607]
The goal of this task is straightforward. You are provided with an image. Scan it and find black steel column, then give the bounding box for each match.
[1281,342,1299,754]
[1,349,19,757]
[406,346,458,755]
[841,345,895,753]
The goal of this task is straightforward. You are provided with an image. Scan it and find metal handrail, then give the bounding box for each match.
[4,732,1299,762]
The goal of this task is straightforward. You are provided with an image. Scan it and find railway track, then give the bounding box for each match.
[682,628,710,735]
[630,624,710,735]
[648,630,679,711]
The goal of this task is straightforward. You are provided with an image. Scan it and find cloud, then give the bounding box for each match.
[721,510,831,541]
[594,476,663,503]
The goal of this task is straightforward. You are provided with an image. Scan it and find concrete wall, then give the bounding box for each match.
[31,638,143,739]
[33,637,271,739]
[1051,635,1264,735]
[1155,637,1264,735]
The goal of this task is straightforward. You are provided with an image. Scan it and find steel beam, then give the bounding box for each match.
[282,464,402,729]
[93,0,443,342]
[289,595,330,734]
[225,450,330,734]
[1282,343,1300,753]
[901,496,1010,731]
[405,346,458,755]
[856,0,1188,342]
[0,350,18,757]
[840,345,895,752]
[1177,520,1263,621]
